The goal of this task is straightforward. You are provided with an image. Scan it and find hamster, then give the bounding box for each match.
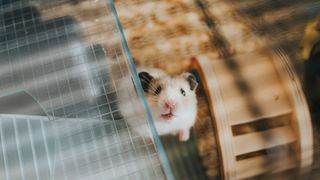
[118,67,198,142]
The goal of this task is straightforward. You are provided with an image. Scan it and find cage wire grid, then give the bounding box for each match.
[0,0,174,179]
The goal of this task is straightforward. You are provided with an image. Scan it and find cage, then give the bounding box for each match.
[0,0,173,179]
[0,0,320,180]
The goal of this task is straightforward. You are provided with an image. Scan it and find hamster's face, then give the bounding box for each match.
[139,71,198,123]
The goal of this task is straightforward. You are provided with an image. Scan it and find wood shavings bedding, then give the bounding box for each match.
[115,0,214,73]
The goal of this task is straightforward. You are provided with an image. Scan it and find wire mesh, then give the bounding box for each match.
[0,0,172,179]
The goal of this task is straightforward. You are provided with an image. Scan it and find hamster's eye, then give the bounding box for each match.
[154,85,162,95]
[180,88,186,96]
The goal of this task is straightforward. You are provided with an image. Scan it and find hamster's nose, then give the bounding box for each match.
[164,100,176,109]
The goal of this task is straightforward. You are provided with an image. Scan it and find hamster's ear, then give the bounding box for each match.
[138,72,154,93]
[182,72,198,91]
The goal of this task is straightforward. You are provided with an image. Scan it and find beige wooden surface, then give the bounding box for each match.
[194,51,313,179]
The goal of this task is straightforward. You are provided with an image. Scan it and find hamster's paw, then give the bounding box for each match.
[179,130,190,142]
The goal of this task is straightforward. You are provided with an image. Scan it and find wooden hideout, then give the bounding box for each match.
[192,51,314,179]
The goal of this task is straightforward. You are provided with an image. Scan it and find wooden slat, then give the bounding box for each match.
[227,84,292,125]
[236,154,296,179]
[208,54,292,125]
[269,51,314,170]
[233,126,295,156]
[193,51,313,179]
[193,55,237,180]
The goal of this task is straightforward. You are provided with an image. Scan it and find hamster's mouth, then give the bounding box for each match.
[161,112,175,121]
